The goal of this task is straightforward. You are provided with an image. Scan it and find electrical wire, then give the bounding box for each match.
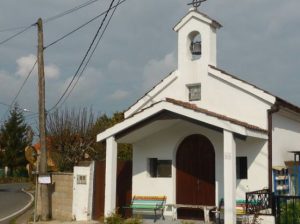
[44,0,99,23]
[25,113,39,120]
[44,0,126,49]
[0,60,37,122]
[60,0,122,107]
[11,60,37,108]
[48,0,117,112]
[0,23,36,46]
[0,25,31,33]
[0,102,10,107]
[0,0,100,42]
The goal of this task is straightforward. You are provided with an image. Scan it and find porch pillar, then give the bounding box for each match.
[104,136,118,216]
[223,130,236,224]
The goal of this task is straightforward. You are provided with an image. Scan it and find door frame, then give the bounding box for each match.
[174,133,216,218]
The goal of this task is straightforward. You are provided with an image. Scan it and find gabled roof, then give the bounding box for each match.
[124,71,178,117]
[209,65,300,113]
[208,65,276,104]
[173,9,222,32]
[125,64,300,120]
[165,98,267,133]
[97,98,268,143]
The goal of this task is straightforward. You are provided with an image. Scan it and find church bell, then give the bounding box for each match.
[190,41,201,55]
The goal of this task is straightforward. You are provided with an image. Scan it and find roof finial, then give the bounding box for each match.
[187,0,207,10]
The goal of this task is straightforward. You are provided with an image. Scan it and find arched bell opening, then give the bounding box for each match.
[188,31,202,60]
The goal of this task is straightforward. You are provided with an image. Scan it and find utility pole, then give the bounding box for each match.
[37,18,50,221]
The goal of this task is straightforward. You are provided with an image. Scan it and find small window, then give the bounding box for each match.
[187,83,201,101]
[236,157,248,179]
[77,175,87,184]
[148,158,172,178]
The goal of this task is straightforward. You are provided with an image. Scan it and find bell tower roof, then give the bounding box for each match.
[174,6,221,79]
[173,8,222,32]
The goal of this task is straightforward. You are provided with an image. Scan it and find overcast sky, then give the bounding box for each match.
[0,0,299,125]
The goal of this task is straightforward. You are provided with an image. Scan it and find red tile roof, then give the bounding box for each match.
[165,98,268,133]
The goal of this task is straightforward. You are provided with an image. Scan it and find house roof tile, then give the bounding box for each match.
[165,98,268,133]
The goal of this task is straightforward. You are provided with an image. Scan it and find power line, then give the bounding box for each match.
[0,23,36,46]
[0,25,30,33]
[11,60,37,108]
[44,0,126,49]
[0,102,10,107]
[61,0,122,107]
[44,0,100,23]
[0,0,100,42]
[0,60,37,122]
[48,0,118,112]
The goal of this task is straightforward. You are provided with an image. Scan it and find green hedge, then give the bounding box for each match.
[0,169,4,178]
[0,177,30,184]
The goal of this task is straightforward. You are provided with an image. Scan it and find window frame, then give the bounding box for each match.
[148,158,172,178]
[236,156,248,180]
[77,175,87,185]
[186,83,201,101]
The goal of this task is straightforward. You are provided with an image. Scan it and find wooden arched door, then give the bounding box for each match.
[176,134,215,220]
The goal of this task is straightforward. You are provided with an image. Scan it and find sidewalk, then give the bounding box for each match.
[14,207,32,224]
[29,221,100,224]
[14,208,100,224]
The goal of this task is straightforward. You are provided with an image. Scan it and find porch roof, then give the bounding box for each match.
[97,98,268,142]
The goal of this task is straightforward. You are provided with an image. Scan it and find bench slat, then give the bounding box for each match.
[123,195,166,222]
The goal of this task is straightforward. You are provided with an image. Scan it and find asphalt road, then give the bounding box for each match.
[0,183,32,224]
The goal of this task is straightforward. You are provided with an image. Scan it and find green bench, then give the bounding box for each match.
[124,195,166,222]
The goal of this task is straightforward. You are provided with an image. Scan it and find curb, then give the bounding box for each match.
[0,188,34,222]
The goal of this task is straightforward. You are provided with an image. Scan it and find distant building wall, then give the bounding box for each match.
[273,111,300,166]
[51,172,73,221]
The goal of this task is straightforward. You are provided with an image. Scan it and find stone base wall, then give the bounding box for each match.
[51,173,73,221]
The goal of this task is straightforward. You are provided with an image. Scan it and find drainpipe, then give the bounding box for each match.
[267,104,280,193]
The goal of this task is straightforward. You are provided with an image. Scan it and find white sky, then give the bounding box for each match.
[0,0,299,125]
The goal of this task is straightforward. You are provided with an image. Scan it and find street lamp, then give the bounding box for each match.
[0,102,32,123]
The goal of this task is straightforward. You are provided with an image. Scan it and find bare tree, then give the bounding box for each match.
[46,107,96,171]
[46,108,132,171]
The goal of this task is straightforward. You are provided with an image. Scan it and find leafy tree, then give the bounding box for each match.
[0,149,3,167]
[92,112,132,161]
[0,104,31,176]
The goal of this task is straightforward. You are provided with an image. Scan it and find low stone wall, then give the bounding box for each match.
[51,172,73,221]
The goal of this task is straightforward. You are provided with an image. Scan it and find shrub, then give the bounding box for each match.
[0,168,4,178]
[104,212,123,224]
[280,200,300,224]
[123,216,142,224]
[13,167,28,177]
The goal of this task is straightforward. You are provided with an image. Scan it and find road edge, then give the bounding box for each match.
[0,188,34,222]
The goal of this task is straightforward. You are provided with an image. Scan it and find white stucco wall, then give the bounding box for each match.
[132,121,222,216]
[125,10,274,129]
[131,120,268,216]
[235,137,269,199]
[72,163,94,221]
[272,111,300,166]
[202,74,272,128]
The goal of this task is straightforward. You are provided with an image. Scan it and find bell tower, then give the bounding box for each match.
[174,3,221,84]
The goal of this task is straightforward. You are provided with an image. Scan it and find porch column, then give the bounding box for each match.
[223,130,236,224]
[104,136,118,216]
